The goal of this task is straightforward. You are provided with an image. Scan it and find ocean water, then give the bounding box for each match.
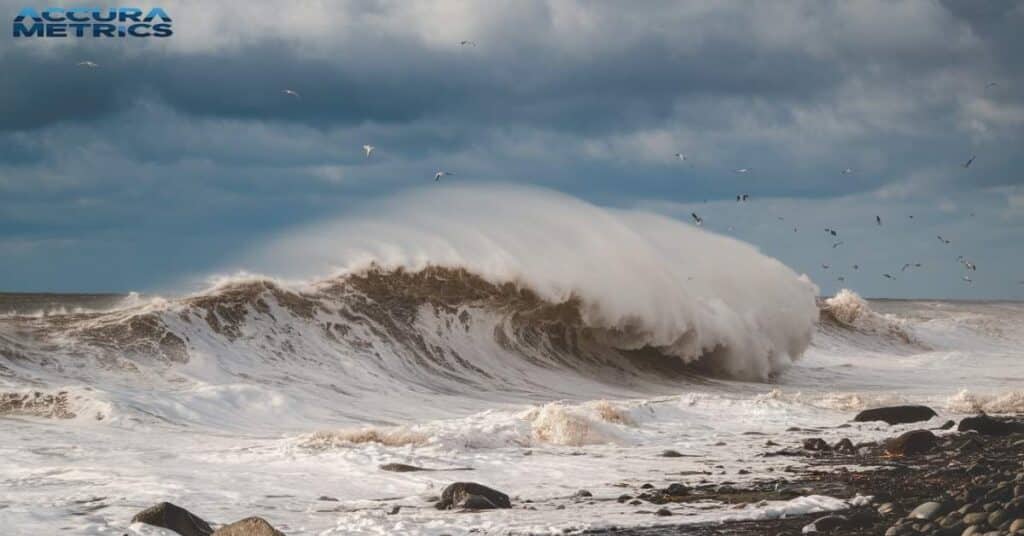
[1,187,1021,535]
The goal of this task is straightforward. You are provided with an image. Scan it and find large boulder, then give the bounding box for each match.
[436,482,511,510]
[211,516,285,536]
[958,414,1023,436]
[854,405,937,425]
[131,502,213,536]
[885,429,937,456]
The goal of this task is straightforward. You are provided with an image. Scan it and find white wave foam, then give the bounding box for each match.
[239,184,819,380]
[945,389,1024,414]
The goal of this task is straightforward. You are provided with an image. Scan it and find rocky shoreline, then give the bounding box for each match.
[586,411,1024,535]
[127,408,1024,536]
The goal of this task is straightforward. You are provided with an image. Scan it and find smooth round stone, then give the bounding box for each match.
[963,512,989,525]
[988,509,1009,528]
[910,501,944,520]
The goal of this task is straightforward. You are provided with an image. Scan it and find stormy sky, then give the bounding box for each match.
[1,1,1022,299]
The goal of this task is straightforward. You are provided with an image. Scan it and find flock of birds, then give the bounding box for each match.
[72,51,1020,291]
[683,149,1004,288]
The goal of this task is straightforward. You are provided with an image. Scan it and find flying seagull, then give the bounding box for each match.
[962,276,973,284]
[433,170,454,182]
[841,168,853,175]
[852,264,859,270]
[822,264,830,270]
[937,235,951,244]
[362,145,375,158]
[832,241,844,249]
[77,60,99,68]
[734,168,750,174]
[674,153,687,161]
[958,257,977,271]
[986,82,998,89]
[962,155,976,168]
[282,89,301,99]
[901,263,922,272]
[837,276,846,282]
[883,273,895,280]
[824,228,837,237]
[736,194,749,202]
[691,212,703,226]
[876,215,882,226]
[459,40,477,46]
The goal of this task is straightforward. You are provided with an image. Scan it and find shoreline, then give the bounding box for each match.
[582,413,1024,535]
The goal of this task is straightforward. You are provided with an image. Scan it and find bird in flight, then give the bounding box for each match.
[963,155,975,168]
[937,235,951,244]
[734,168,750,174]
[824,228,837,237]
[958,257,977,271]
[459,40,477,46]
[282,89,301,99]
[883,273,895,280]
[691,212,703,226]
[986,82,998,89]
[901,263,922,272]
[434,170,454,182]
[674,153,687,161]
[837,276,846,282]
[77,60,99,68]
[962,276,973,284]
[832,241,844,249]
[876,215,882,226]
[362,145,375,158]
[736,194,749,202]
[852,264,859,270]
[841,168,853,175]
[822,264,830,270]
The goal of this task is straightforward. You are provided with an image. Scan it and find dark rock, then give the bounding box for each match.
[958,414,1023,436]
[834,438,856,453]
[617,494,632,503]
[655,508,672,516]
[436,482,511,510]
[131,502,213,536]
[803,514,847,532]
[459,494,497,509]
[211,517,284,536]
[664,483,689,496]
[317,496,338,502]
[854,405,937,425]
[379,463,430,472]
[640,483,654,489]
[803,437,831,451]
[659,449,684,458]
[885,429,937,456]
[938,420,956,430]
[574,489,592,498]
[388,505,400,515]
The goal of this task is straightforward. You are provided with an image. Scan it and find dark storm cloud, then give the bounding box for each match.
[0,0,1022,294]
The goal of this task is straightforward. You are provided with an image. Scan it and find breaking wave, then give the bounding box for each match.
[0,185,821,419]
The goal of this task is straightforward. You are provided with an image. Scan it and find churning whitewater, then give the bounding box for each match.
[2,186,1023,535]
